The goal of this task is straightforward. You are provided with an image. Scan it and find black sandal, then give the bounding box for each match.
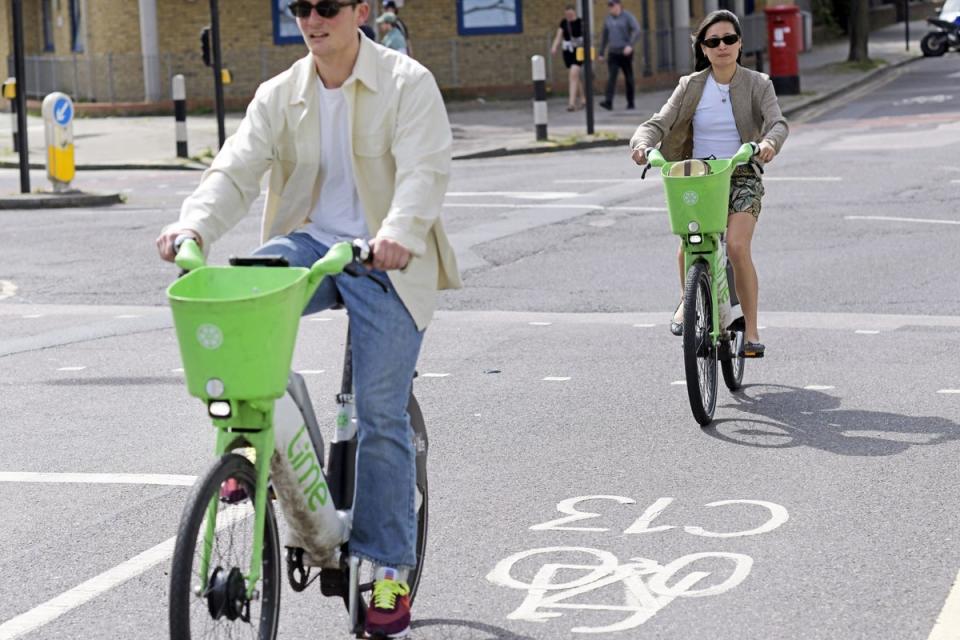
[738,341,765,358]
[670,301,683,336]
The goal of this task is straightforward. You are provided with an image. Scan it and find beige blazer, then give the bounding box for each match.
[170,36,461,330]
[629,66,789,167]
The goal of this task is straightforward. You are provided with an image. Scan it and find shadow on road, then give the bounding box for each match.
[411,618,536,640]
[705,383,960,456]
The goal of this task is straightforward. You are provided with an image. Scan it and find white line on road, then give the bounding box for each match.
[0,280,17,301]
[937,389,960,394]
[21,314,42,319]
[56,366,87,371]
[307,317,332,322]
[171,368,184,373]
[855,330,880,335]
[845,215,960,225]
[0,506,249,640]
[543,376,571,381]
[671,380,686,385]
[0,472,196,485]
[633,323,656,328]
[113,314,141,319]
[296,369,325,375]
[804,385,835,391]
[529,321,553,326]
[421,373,450,378]
[447,191,579,200]
[929,569,960,640]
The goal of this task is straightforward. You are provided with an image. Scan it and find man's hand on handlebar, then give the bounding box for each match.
[156,228,202,262]
[369,237,411,271]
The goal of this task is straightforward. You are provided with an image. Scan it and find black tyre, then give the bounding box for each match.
[169,453,281,640]
[407,393,429,604]
[683,262,718,426]
[721,327,745,391]
[921,32,948,56]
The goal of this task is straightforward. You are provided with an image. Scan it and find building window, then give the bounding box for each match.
[70,0,84,52]
[42,0,54,52]
[456,0,523,35]
[272,0,304,45]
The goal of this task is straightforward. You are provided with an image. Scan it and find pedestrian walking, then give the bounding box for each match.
[629,10,789,357]
[383,1,413,57]
[377,12,408,55]
[550,5,586,111]
[598,0,641,110]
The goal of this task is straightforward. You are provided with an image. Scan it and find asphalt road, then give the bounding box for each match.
[1,54,960,640]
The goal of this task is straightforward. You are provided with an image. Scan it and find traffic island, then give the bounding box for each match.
[0,189,124,209]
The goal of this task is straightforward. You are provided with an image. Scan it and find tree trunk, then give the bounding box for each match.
[848,0,870,62]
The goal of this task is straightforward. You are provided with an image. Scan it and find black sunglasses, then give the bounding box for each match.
[287,0,358,19]
[701,34,740,48]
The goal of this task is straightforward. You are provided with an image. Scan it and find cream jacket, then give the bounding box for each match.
[172,36,461,330]
[629,66,789,170]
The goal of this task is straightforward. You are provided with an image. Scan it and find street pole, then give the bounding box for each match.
[581,0,595,135]
[904,0,910,51]
[209,0,226,148]
[12,0,30,193]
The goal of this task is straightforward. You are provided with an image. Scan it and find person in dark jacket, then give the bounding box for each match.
[598,0,640,110]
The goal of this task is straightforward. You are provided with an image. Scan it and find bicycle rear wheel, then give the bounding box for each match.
[683,261,718,425]
[407,392,429,603]
[721,325,745,391]
[169,453,281,640]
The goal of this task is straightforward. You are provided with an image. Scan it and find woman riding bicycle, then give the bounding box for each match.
[629,10,788,358]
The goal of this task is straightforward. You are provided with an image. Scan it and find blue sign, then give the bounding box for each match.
[53,97,73,126]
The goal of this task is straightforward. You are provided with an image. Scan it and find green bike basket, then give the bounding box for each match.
[167,266,311,402]
[660,159,734,235]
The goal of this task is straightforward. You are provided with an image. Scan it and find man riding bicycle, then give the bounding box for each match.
[156,1,460,636]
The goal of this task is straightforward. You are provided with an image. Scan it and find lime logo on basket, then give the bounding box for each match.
[682,190,699,206]
[196,324,224,350]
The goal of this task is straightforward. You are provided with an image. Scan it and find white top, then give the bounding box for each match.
[302,79,370,247]
[692,75,741,160]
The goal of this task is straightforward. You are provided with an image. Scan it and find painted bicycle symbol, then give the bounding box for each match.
[487,546,752,634]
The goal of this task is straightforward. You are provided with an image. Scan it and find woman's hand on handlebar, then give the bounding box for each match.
[631,146,647,166]
[369,237,411,271]
[757,140,776,163]
[156,228,202,262]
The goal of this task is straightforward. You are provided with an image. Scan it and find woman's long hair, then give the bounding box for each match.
[691,10,743,72]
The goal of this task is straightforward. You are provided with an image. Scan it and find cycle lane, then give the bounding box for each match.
[1,309,959,638]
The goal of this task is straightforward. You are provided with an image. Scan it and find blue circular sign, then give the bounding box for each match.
[53,97,73,126]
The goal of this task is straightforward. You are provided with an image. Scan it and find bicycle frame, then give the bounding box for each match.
[681,234,730,346]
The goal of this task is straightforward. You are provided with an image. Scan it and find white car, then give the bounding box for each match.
[938,0,960,23]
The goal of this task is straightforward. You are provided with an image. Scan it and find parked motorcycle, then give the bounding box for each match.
[920,17,960,57]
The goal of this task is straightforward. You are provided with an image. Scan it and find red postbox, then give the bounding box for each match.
[764,5,801,95]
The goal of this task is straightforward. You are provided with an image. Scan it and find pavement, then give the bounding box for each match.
[0,20,931,185]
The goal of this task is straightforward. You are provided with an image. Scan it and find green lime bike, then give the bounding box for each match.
[165,238,429,639]
[643,142,758,426]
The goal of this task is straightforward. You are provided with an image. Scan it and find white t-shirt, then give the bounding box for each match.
[302,79,370,247]
[692,75,742,160]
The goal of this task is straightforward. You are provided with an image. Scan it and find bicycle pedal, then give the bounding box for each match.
[319,567,347,597]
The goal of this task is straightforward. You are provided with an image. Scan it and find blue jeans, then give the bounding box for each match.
[255,232,423,569]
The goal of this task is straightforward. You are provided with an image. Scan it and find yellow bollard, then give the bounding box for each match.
[41,92,75,191]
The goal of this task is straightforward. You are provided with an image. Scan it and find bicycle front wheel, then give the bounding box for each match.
[169,453,281,640]
[683,261,718,425]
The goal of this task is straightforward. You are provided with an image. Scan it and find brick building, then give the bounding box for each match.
[0,0,779,108]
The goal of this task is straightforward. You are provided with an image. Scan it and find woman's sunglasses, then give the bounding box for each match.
[701,34,740,48]
[287,0,357,19]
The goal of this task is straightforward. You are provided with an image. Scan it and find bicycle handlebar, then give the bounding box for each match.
[640,142,759,179]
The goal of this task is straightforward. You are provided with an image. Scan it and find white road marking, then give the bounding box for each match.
[0,472,196,485]
[845,215,960,225]
[421,373,450,378]
[529,321,553,326]
[56,366,87,371]
[113,314,141,319]
[447,191,579,200]
[937,389,960,394]
[0,280,17,301]
[543,376,571,381]
[607,206,667,212]
[952,179,960,184]
[171,368,184,373]
[671,380,686,385]
[0,505,249,640]
[804,385,835,391]
[296,369,325,375]
[21,314,42,319]
[307,317,332,322]
[855,330,880,335]
[928,569,960,640]
[633,323,656,328]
